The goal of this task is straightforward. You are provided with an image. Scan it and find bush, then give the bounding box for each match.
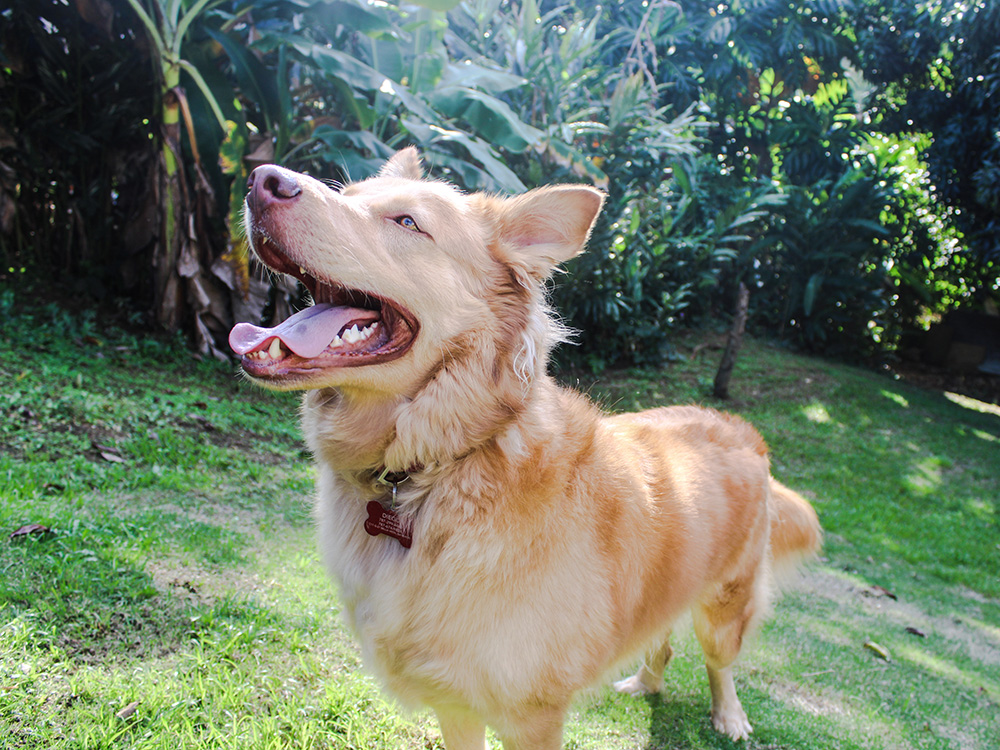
[746,171,892,358]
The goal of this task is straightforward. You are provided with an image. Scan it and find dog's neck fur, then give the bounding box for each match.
[301,278,558,500]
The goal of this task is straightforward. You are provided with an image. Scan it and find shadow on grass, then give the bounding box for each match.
[642,692,724,749]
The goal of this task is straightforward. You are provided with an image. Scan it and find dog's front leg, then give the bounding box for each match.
[496,705,567,750]
[436,707,487,750]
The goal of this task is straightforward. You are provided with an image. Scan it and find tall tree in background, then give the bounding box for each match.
[124,0,233,354]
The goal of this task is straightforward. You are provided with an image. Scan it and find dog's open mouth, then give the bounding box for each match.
[229,236,418,379]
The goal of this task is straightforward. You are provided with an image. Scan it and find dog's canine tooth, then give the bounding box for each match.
[268,338,282,359]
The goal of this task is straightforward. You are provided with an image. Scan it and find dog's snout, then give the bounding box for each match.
[247,165,302,206]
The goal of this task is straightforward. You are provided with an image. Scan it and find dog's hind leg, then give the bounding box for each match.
[613,634,673,696]
[691,571,768,741]
[436,707,486,750]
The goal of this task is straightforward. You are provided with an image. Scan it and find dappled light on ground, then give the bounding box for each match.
[944,391,1000,419]
[903,456,947,497]
[802,400,834,424]
[880,390,911,409]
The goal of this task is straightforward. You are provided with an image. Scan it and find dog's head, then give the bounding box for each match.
[231,148,603,399]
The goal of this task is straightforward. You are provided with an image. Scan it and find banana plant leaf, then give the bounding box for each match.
[206,28,281,133]
[402,118,525,193]
[429,86,544,153]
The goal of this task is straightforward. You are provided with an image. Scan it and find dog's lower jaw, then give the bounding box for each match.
[301,388,401,473]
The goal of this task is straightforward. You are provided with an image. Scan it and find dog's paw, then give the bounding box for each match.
[613,672,661,698]
[711,706,753,741]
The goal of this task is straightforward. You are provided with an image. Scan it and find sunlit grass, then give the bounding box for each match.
[1,297,998,748]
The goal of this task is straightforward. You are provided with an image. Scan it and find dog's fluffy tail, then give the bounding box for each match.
[769,479,822,574]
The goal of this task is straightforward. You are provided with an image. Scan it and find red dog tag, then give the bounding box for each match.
[364,500,413,548]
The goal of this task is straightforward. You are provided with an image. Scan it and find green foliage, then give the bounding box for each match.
[0,1,156,292]
[557,156,786,368]
[854,0,1000,276]
[748,171,892,356]
[2,0,997,365]
[212,0,558,192]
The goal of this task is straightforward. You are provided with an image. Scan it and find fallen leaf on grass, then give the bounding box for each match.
[9,524,52,541]
[187,414,215,432]
[115,701,140,720]
[862,584,898,601]
[905,626,927,638]
[95,443,127,463]
[864,640,892,662]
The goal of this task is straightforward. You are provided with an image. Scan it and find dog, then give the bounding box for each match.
[230,148,821,749]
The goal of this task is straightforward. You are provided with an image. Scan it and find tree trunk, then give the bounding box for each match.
[154,69,185,332]
[713,283,750,400]
[151,78,243,359]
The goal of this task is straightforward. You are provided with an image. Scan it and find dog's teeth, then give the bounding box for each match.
[332,323,376,349]
[268,338,282,359]
[299,266,306,275]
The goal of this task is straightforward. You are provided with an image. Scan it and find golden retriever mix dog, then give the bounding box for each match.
[230,148,821,749]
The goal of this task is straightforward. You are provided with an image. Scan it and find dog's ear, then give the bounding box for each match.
[379,147,423,180]
[494,185,605,282]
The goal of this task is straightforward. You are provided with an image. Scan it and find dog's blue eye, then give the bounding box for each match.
[395,215,420,232]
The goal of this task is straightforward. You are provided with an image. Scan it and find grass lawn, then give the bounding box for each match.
[1,293,998,749]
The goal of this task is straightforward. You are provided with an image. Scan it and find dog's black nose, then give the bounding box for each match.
[247,165,302,202]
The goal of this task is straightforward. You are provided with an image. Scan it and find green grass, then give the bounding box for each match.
[1,293,998,749]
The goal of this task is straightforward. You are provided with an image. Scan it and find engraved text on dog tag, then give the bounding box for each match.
[364,500,413,548]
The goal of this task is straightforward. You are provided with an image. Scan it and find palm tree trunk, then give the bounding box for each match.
[154,66,186,332]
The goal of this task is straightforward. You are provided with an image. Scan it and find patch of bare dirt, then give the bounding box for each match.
[146,558,269,605]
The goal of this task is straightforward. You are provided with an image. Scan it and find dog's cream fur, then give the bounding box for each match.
[238,148,821,749]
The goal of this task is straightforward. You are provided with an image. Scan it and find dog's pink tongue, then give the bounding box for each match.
[229,303,377,358]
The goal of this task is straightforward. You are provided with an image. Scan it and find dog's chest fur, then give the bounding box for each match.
[303,383,637,709]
